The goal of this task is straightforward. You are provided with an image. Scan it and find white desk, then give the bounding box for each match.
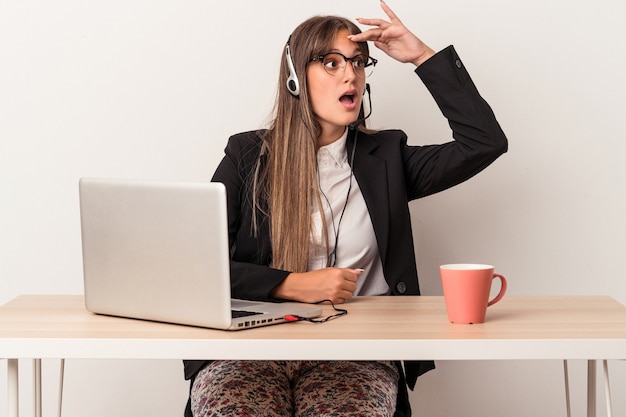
[2,295,626,416]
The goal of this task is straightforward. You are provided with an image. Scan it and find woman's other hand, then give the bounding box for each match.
[270,268,363,304]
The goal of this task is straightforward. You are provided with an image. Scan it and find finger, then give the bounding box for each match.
[340,288,355,301]
[330,289,353,304]
[373,40,392,55]
[334,297,347,305]
[343,276,358,289]
[341,270,360,282]
[343,275,358,285]
[348,28,384,43]
[379,0,401,23]
[355,17,390,28]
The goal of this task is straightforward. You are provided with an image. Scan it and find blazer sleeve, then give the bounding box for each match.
[211,132,291,301]
[402,45,508,199]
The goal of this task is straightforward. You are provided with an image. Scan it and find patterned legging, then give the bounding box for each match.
[190,360,399,417]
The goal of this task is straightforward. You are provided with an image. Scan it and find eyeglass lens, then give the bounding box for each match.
[320,53,374,78]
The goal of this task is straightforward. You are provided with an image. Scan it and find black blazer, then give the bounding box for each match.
[183,45,507,417]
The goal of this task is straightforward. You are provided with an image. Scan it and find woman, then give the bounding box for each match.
[185,2,507,416]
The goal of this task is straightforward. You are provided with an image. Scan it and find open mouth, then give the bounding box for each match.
[339,93,356,105]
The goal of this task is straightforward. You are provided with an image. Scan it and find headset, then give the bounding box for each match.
[285,37,300,97]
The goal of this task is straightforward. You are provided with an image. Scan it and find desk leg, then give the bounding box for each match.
[34,359,42,417]
[7,359,19,417]
[603,360,612,417]
[587,360,596,417]
[563,360,572,417]
[58,359,65,417]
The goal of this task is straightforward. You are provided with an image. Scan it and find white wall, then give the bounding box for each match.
[2,0,625,416]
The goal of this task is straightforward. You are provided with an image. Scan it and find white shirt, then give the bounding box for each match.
[308,129,390,296]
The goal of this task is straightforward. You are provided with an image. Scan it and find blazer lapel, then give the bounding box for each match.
[348,132,390,265]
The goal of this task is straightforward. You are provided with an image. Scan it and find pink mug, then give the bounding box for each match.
[440,264,507,324]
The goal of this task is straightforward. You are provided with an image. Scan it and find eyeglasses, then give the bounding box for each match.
[309,52,377,78]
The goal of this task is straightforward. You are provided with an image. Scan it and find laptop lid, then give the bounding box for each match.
[79,178,321,330]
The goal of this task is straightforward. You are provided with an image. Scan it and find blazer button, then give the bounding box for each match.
[455,59,463,68]
[396,282,407,294]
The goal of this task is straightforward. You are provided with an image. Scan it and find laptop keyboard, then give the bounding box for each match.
[231,309,263,319]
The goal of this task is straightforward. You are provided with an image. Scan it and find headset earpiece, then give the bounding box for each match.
[285,39,300,97]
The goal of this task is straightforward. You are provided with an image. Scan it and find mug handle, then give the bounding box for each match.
[487,274,507,306]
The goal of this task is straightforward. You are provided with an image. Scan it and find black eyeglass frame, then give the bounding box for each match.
[309,52,378,77]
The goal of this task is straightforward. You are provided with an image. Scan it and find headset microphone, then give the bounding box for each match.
[285,37,300,97]
[348,83,372,130]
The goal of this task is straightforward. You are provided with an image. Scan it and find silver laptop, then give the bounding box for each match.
[79,178,322,330]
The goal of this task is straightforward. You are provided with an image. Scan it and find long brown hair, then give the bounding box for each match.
[252,16,370,272]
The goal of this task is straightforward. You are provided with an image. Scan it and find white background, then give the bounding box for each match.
[1,0,625,416]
